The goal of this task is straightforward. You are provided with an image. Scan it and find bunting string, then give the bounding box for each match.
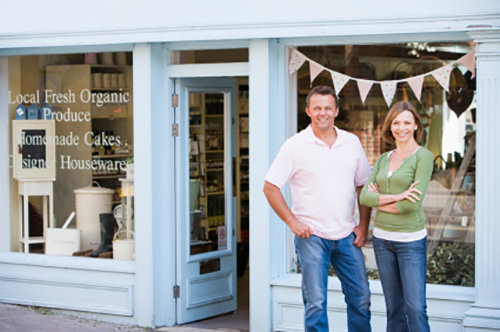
[289,48,476,107]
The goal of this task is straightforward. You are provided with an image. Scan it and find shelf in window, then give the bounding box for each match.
[206,191,224,195]
[207,168,224,172]
[240,155,249,159]
[92,154,133,159]
[19,236,46,244]
[206,150,224,153]
[205,114,224,118]
[91,88,130,92]
[93,174,126,179]
[91,64,130,69]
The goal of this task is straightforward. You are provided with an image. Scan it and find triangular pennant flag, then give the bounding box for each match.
[331,71,350,96]
[432,64,453,93]
[458,52,476,79]
[407,76,425,102]
[289,49,307,74]
[309,61,324,87]
[380,80,398,107]
[357,80,373,105]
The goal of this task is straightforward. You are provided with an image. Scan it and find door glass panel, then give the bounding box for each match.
[189,92,227,256]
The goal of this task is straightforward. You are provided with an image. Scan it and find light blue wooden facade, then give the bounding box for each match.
[1,1,499,331]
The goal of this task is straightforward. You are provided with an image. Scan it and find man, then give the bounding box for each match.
[263,86,372,332]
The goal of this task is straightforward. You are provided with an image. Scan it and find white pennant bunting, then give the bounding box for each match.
[380,81,398,108]
[407,76,425,102]
[458,52,476,79]
[309,61,324,87]
[331,71,350,96]
[289,49,307,74]
[288,49,475,108]
[357,80,373,105]
[432,64,453,93]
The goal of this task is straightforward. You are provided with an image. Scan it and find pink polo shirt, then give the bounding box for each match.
[265,125,371,240]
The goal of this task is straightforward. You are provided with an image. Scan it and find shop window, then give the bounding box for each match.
[7,52,135,261]
[291,42,476,287]
[171,49,248,64]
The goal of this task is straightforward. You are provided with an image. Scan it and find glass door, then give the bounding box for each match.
[175,78,237,324]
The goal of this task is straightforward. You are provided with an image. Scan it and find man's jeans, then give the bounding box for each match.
[295,233,371,332]
[373,236,430,332]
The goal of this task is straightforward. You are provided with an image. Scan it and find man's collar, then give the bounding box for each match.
[304,125,344,145]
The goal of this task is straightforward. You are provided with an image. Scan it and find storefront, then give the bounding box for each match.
[0,2,499,331]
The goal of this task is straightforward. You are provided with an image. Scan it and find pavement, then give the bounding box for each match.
[0,303,242,332]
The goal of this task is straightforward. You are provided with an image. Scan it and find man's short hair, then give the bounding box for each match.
[306,86,339,109]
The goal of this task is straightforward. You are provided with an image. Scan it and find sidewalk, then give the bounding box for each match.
[0,303,240,332]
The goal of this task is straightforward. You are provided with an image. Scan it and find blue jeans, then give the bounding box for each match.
[373,236,430,332]
[295,233,371,332]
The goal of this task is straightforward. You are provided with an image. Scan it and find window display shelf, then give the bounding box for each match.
[91,88,130,92]
[92,175,126,179]
[19,236,46,244]
[92,154,133,159]
[207,191,224,195]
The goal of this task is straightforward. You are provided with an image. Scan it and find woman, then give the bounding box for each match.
[360,101,434,332]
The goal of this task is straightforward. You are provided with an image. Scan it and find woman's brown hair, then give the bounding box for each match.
[381,101,424,144]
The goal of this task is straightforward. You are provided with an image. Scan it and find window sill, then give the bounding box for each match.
[271,273,475,303]
[0,251,135,274]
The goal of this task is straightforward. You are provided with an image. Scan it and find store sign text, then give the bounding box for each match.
[9,88,129,173]
[9,89,130,108]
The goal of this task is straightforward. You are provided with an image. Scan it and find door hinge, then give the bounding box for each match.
[174,285,180,298]
[172,124,179,137]
[172,94,179,108]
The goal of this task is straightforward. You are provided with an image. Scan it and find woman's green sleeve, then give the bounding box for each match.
[395,149,434,213]
[360,156,382,208]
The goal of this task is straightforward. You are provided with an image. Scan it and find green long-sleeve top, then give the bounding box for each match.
[360,147,434,233]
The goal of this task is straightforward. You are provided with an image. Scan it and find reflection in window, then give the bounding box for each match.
[8,52,135,261]
[294,42,476,286]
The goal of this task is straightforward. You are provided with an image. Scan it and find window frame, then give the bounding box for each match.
[280,39,476,302]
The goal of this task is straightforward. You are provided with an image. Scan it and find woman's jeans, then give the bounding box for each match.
[373,236,430,332]
[295,233,371,332]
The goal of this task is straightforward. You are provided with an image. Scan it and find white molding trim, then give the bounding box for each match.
[0,252,135,273]
[270,273,475,303]
[0,57,10,252]
[0,44,133,56]
[187,271,234,308]
[166,40,249,51]
[0,13,497,49]
[0,276,133,316]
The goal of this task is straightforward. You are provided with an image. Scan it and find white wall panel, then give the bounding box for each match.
[272,282,474,332]
[0,261,135,317]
